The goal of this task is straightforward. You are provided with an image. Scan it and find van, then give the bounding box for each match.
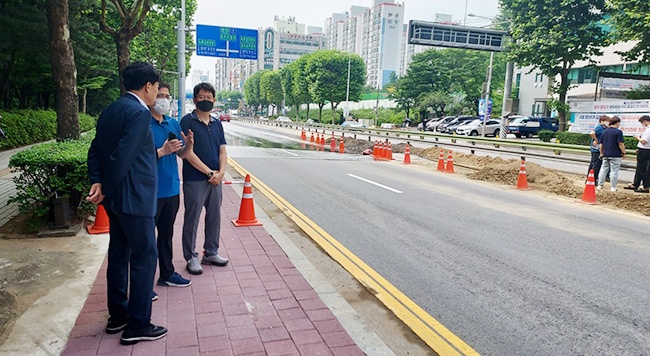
[507,116,558,138]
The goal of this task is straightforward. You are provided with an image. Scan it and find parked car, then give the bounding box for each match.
[276,116,292,123]
[218,114,230,122]
[455,119,502,137]
[258,116,268,121]
[424,116,456,132]
[341,120,363,128]
[306,118,319,124]
[506,116,558,138]
[441,116,478,134]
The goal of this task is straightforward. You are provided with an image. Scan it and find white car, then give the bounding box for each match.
[276,116,292,123]
[455,119,502,137]
[258,116,268,121]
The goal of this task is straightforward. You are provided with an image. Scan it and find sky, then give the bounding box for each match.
[188,0,500,75]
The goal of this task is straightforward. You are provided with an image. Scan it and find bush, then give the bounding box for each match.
[538,130,557,142]
[8,133,95,231]
[0,110,96,150]
[555,131,638,150]
[555,132,591,146]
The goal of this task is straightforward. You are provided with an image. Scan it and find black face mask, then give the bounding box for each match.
[196,100,214,112]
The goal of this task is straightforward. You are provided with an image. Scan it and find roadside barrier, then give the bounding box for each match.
[445,150,455,173]
[403,143,411,164]
[87,205,110,234]
[437,149,445,171]
[515,160,531,190]
[232,174,262,227]
[579,169,598,205]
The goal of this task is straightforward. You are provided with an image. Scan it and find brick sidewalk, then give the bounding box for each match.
[61,185,365,356]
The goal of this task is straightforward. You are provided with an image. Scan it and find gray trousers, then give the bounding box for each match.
[182,180,223,261]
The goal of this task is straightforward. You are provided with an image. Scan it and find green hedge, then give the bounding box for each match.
[8,132,95,231]
[538,130,557,142]
[0,110,96,150]
[555,131,638,150]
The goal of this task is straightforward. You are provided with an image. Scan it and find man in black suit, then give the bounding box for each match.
[87,62,167,345]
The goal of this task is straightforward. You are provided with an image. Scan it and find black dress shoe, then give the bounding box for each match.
[634,188,650,193]
[120,324,167,345]
[105,319,127,334]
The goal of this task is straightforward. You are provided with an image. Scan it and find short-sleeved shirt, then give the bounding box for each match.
[601,127,624,157]
[638,125,650,150]
[180,112,227,182]
[590,123,606,153]
[151,115,183,198]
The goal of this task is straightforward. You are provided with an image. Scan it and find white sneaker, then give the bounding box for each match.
[596,185,603,190]
[610,187,618,192]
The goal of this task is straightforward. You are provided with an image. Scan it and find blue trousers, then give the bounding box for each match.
[105,207,157,332]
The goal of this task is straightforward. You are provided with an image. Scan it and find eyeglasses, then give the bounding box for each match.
[157,94,172,99]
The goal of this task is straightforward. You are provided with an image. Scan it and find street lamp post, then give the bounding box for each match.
[344,52,351,120]
[177,0,187,119]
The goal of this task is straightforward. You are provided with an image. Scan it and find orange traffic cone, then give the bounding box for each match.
[301,129,306,140]
[380,142,387,160]
[87,204,110,234]
[320,134,325,147]
[310,133,314,143]
[403,143,411,164]
[445,150,455,173]
[578,169,598,205]
[436,149,445,171]
[514,160,531,190]
[232,175,263,227]
[339,137,345,154]
[373,141,379,160]
[330,133,336,152]
[387,142,394,160]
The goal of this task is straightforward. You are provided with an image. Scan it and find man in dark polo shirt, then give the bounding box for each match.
[597,116,626,192]
[179,82,229,275]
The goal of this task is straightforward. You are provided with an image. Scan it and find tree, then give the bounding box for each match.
[99,0,151,93]
[627,85,650,100]
[130,0,196,82]
[607,0,650,64]
[244,71,267,114]
[280,64,297,118]
[46,0,80,140]
[291,54,313,119]
[305,50,366,123]
[216,90,243,110]
[388,76,416,119]
[500,0,608,131]
[260,71,283,115]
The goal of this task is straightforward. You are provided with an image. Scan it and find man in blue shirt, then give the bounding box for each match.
[180,83,229,275]
[587,115,609,180]
[597,116,626,192]
[149,82,205,288]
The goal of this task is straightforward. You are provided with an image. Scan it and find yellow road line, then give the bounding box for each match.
[228,157,480,356]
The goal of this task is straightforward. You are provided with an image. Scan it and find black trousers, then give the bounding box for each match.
[155,195,180,280]
[634,149,650,189]
[105,207,157,332]
[587,151,602,181]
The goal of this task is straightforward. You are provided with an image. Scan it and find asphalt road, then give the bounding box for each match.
[224,121,650,355]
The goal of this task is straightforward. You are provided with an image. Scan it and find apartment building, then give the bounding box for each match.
[325,0,405,89]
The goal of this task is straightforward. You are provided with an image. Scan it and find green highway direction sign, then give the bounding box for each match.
[196,25,258,60]
[408,20,507,52]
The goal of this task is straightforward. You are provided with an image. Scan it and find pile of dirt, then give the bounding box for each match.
[0,288,17,344]
[339,137,650,215]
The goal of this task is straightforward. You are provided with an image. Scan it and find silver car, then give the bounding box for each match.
[455,119,501,137]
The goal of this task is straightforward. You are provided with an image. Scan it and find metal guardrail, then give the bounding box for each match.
[236,118,637,169]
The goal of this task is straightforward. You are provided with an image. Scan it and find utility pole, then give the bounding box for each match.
[177,0,186,119]
[482,52,494,137]
[500,62,514,139]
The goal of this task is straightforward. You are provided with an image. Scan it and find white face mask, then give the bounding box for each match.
[153,98,171,115]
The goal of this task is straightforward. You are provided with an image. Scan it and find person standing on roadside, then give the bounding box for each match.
[631,115,650,193]
[86,62,167,345]
[597,116,626,192]
[180,82,229,275]
[149,82,201,289]
[587,115,609,181]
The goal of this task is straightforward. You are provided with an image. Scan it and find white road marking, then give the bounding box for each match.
[280,150,299,156]
[347,174,403,194]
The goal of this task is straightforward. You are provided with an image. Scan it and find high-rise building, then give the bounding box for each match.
[325,0,405,89]
[260,18,326,71]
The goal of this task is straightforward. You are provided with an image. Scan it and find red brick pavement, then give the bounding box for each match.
[61,185,365,356]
